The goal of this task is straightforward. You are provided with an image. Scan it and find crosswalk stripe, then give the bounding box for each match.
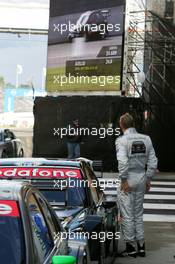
[143,214,175,222]
[150,187,175,192]
[144,203,175,210]
[151,181,175,186]
[144,194,175,200]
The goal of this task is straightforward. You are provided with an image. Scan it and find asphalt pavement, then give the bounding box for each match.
[114,222,175,264]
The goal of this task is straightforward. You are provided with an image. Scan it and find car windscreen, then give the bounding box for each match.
[77,13,89,26]
[0,201,25,264]
[40,179,86,207]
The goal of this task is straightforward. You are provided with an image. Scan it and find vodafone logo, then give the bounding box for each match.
[0,167,82,179]
[0,201,20,217]
[0,204,12,215]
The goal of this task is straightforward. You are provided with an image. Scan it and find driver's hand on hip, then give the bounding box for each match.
[121,180,131,193]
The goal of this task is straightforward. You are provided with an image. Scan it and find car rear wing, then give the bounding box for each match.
[77,157,103,178]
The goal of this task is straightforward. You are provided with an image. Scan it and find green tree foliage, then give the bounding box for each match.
[0,76,5,88]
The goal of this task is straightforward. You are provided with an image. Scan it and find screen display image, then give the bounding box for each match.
[46,0,125,92]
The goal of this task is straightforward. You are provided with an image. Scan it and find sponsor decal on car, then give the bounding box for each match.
[0,167,82,179]
[0,200,20,217]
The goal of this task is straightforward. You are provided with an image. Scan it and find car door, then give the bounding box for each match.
[0,130,5,157]
[83,163,105,212]
[9,130,19,156]
[3,129,14,157]
[34,192,68,257]
[25,190,65,264]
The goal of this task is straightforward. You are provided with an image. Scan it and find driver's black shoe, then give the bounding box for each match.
[118,242,137,258]
[137,242,146,257]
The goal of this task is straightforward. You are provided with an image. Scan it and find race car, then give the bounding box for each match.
[0,158,120,263]
[0,128,24,158]
[0,180,89,264]
[68,10,110,42]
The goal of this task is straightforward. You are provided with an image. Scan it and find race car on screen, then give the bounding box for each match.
[0,180,89,264]
[68,10,110,42]
[0,158,120,263]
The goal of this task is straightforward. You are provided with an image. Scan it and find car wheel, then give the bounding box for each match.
[98,240,105,264]
[85,31,90,41]
[99,30,108,40]
[82,255,87,264]
[19,149,24,157]
[1,151,8,158]
[68,35,73,42]
[111,219,119,255]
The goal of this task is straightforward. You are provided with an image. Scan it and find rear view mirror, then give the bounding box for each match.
[102,200,116,209]
[52,256,76,264]
[4,137,11,143]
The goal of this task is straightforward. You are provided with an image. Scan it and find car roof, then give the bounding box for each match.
[0,128,10,132]
[0,180,27,200]
[0,158,82,168]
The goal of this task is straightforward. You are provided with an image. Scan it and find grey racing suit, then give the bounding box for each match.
[115,127,157,244]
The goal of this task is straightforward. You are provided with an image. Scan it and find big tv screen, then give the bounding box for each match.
[46,0,125,92]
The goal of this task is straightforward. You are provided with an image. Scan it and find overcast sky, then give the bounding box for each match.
[0,0,49,29]
[0,0,49,4]
[0,1,49,88]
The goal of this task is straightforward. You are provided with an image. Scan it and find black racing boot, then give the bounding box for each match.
[137,241,146,257]
[118,242,137,258]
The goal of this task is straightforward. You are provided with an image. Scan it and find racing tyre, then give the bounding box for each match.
[85,31,91,42]
[1,151,8,158]
[98,239,106,264]
[82,256,87,264]
[110,218,119,256]
[19,149,24,157]
[68,35,73,42]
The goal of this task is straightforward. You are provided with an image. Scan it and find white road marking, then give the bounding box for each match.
[151,181,175,186]
[144,203,175,210]
[143,214,175,222]
[144,194,175,200]
[150,187,175,192]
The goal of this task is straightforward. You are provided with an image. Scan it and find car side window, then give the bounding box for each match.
[83,164,99,204]
[26,193,54,262]
[35,193,62,237]
[4,130,14,140]
[89,13,96,23]
[88,167,103,198]
[4,130,9,140]
[9,131,15,139]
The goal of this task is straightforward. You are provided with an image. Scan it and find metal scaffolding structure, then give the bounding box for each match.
[122,1,175,126]
[122,0,146,97]
[123,4,175,95]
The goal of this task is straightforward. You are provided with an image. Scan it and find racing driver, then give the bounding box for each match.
[116,113,157,258]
